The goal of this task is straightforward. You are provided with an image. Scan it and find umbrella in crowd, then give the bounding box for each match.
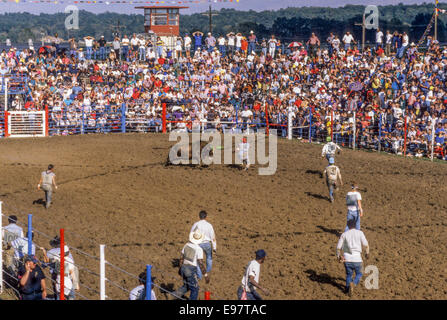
[38,45,56,54]
[349,82,364,92]
[288,42,303,48]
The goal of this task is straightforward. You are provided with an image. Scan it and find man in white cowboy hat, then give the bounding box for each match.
[174,229,209,300]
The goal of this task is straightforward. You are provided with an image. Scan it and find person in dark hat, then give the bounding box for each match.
[129,271,157,300]
[18,255,47,300]
[237,249,269,300]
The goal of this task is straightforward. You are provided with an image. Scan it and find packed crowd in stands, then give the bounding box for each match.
[1,29,447,160]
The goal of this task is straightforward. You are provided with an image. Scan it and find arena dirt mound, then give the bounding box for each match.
[0,133,446,300]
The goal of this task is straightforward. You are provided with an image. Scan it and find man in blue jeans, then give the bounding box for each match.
[237,250,270,300]
[190,210,217,280]
[345,183,363,231]
[337,219,370,296]
[174,230,209,300]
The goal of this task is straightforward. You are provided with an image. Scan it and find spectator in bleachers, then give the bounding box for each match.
[41,244,79,300]
[18,255,47,300]
[129,271,157,300]
[1,29,445,161]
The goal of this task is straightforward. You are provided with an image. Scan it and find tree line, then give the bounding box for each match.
[0,3,445,45]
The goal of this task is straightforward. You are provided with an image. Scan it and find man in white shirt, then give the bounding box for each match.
[184,33,192,58]
[268,35,277,58]
[190,210,217,280]
[337,219,370,296]
[397,32,409,58]
[236,136,251,170]
[321,136,341,163]
[83,36,94,60]
[11,232,37,275]
[138,36,146,61]
[342,32,355,51]
[174,230,209,300]
[227,32,236,54]
[345,183,364,231]
[385,30,392,55]
[376,28,384,50]
[2,215,24,243]
[129,271,157,300]
[2,215,25,274]
[237,250,269,300]
[218,36,226,57]
[42,245,79,300]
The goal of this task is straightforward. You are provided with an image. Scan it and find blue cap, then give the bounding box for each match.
[255,249,266,259]
[24,255,38,264]
[329,157,334,164]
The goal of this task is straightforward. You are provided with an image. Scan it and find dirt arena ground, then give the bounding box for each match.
[1,133,446,300]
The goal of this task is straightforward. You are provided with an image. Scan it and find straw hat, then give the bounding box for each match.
[189,229,204,245]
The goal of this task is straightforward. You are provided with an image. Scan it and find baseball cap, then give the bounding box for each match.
[326,136,332,142]
[329,157,334,164]
[255,249,266,259]
[24,255,38,264]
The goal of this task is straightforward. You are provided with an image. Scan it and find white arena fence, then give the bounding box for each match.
[0,103,442,162]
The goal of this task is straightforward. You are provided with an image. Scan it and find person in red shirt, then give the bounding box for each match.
[241,37,248,57]
[154,79,163,88]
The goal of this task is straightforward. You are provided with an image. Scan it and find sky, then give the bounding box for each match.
[0,0,443,15]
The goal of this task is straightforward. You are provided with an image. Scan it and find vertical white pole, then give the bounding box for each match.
[0,201,3,294]
[100,244,106,300]
[4,78,7,112]
[353,111,356,150]
[431,120,435,162]
[288,108,292,140]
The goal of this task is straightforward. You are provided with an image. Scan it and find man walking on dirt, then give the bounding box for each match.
[237,249,269,300]
[323,157,343,203]
[174,229,209,300]
[190,210,217,280]
[236,136,251,171]
[337,219,370,297]
[322,137,341,163]
[345,183,363,231]
[37,164,58,209]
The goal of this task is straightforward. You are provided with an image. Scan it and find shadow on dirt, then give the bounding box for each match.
[316,225,341,237]
[32,198,46,208]
[304,269,346,293]
[305,169,323,178]
[305,192,329,201]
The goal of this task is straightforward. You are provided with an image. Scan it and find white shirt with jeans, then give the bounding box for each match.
[241,260,261,292]
[337,228,368,262]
